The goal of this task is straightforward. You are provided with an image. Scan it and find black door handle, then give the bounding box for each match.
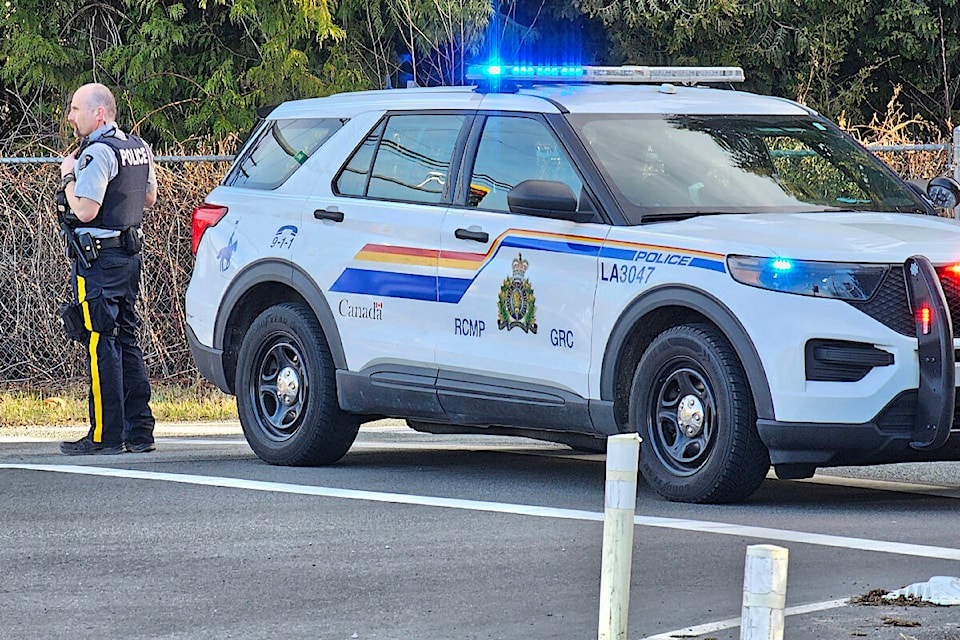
[454,228,489,243]
[314,207,344,222]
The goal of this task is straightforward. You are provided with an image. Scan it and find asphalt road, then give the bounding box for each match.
[2,421,960,640]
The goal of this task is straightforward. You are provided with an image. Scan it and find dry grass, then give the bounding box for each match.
[0,380,237,427]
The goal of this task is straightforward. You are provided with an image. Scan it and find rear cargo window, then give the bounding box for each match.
[225,118,344,190]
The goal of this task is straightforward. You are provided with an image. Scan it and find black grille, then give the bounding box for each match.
[847,265,960,336]
[939,268,960,322]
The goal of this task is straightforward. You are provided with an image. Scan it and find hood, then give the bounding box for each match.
[647,211,960,264]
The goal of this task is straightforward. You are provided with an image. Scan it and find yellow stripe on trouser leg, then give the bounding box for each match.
[76,276,104,442]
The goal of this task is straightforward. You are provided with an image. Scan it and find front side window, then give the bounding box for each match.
[225,118,344,190]
[336,114,465,204]
[570,114,927,223]
[467,115,585,213]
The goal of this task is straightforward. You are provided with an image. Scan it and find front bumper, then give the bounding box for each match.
[759,390,960,469]
[762,255,957,471]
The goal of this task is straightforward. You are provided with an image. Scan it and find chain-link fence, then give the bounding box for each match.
[0,137,956,386]
[0,157,230,385]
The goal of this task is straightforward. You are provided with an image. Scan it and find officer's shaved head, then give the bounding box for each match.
[75,83,117,121]
[67,83,119,138]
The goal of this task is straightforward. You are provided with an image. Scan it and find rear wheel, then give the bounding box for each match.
[629,323,769,503]
[236,302,359,465]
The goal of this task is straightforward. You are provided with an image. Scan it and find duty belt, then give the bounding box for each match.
[72,232,123,266]
[91,236,124,250]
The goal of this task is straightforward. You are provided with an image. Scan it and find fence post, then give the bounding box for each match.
[740,544,789,640]
[598,433,641,640]
[953,126,960,220]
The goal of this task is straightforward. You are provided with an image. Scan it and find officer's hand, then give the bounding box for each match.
[60,151,77,176]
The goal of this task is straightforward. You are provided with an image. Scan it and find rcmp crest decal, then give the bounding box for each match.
[498,253,537,333]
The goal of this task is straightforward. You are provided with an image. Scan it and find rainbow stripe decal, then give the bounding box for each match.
[329,230,725,303]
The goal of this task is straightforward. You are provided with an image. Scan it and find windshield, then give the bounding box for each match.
[568,114,928,223]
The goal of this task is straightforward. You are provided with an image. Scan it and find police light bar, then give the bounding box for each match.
[465,64,745,85]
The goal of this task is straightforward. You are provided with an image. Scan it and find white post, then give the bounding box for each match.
[953,126,960,220]
[740,544,789,640]
[598,433,641,640]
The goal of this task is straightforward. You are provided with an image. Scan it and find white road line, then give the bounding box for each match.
[641,598,850,640]
[801,474,960,498]
[3,464,960,561]
[3,438,957,496]
[631,514,960,559]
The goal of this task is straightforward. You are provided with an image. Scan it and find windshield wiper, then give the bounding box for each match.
[639,210,744,223]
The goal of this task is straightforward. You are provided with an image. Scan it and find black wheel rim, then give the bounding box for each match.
[647,359,717,476]
[249,332,308,441]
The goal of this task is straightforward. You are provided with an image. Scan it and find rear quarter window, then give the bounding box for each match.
[224,118,345,190]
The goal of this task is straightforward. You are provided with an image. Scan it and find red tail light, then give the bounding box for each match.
[191,204,228,255]
[918,305,932,335]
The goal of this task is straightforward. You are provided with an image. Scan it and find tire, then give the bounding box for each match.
[629,323,770,503]
[236,302,359,466]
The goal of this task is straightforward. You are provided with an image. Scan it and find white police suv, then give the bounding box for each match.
[186,64,960,503]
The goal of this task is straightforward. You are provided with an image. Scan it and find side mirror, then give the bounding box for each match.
[507,180,593,222]
[926,176,960,210]
[906,179,929,198]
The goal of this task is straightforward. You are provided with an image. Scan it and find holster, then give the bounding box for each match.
[74,232,100,264]
[121,227,143,255]
[58,302,89,343]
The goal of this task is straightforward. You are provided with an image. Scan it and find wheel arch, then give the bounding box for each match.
[600,285,773,431]
[214,259,344,394]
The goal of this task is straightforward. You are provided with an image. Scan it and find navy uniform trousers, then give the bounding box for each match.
[73,247,155,447]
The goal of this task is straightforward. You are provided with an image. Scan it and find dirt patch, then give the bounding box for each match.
[852,589,943,608]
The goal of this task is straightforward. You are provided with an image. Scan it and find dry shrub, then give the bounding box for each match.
[0,157,230,385]
[843,85,950,181]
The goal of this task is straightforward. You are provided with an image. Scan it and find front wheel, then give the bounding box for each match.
[629,324,769,503]
[236,302,359,466]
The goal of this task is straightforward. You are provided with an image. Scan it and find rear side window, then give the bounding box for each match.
[335,114,466,204]
[225,118,344,190]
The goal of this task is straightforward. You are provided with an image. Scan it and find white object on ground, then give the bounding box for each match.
[884,576,960,605]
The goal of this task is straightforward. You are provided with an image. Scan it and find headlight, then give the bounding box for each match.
[727,255,888,301]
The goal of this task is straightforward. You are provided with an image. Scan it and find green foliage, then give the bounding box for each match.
[0,0,366,152]
[4,0,960,151]
[576,0,960,134]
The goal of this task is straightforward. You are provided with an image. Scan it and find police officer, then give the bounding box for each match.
[58,83,158,455]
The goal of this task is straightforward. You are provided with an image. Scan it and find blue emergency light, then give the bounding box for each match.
[465,64,744,85]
